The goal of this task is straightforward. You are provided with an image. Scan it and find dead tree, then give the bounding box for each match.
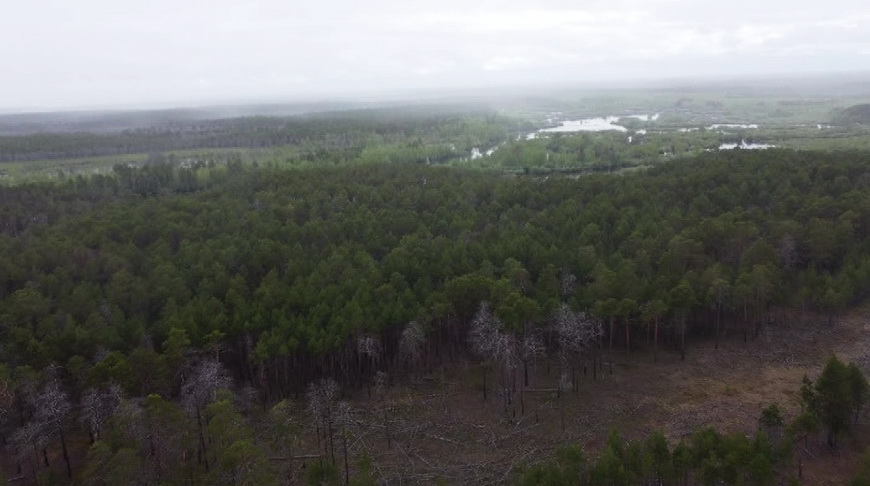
[553,303,603,392]
[399,320,425,377]
[357,334,382,396]
[519,333,545,415]
[268,399,299,481]
[0,374,11,429]
[306,378,340,466]
[334,401,353,486]
[560,268,578,299]
[80,384,123,443]
[373,371,392,447]
[182,359,231,472]
[469,302,508,401]
[520,333,545,388]
[32,371,73,479]
[10,421,46,482]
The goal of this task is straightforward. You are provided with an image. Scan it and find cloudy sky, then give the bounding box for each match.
[2,0,869,111]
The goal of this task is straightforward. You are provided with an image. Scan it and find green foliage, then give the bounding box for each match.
[348,454,378,486]
[793,356,868,450]
[760,403,785,428]
[218,439,277,486]
[4,149,870,393]
[815,355,860,446]
[518,444,587,486]
[519,426,790,486]
[837,104,870,125]
[9,106,870,486]
[848,362,869,419]
[851,447,870,486]
[82,442,142,486]
[747,453,774,486]
[305,461,341,486]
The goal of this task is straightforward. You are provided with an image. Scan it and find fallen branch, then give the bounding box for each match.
[268,454,321,461]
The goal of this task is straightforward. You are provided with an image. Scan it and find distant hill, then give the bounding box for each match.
[836,103,870,124]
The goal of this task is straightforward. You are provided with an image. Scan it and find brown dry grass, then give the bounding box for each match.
[6,307,868,484]
[334,306,870,485]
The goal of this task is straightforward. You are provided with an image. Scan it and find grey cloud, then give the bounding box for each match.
[2,0,870,111]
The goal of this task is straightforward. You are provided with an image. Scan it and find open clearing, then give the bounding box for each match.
[339,308,870,485]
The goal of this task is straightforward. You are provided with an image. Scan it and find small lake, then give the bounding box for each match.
[708,123,758,130]
[537,113,660,134]
[465,114,774,161]
[718,140,776,150]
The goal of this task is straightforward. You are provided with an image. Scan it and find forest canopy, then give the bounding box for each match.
[3,108,870,482]
[2,149,870,390]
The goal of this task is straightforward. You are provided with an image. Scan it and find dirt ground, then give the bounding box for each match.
[341,308,870,485]
[5,307,868,484]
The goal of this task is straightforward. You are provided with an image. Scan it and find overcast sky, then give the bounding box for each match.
[2,0,869,112]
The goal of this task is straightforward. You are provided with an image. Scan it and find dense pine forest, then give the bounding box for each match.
[3,105,870,484]
[0,108,528,163]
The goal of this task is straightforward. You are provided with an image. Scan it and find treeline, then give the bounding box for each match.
[0,109,528,162]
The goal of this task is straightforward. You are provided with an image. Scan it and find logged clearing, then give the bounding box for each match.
[11,308,866,484]
[337,308,870,485]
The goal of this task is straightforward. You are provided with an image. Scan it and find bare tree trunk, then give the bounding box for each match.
[286,438,294,482]
[150,432,162,481]
[608,317,614,351]
[328,419,336,465]
[715,304,721,350]
[196,408,209,472]
[59,427,72,479]
[680,315,686,362]
[384,408,391,448]
[315,425,323,466]
[743,299,749,342]
[520,387,524,416]
[523,361,529,387]
[343,432,349,486]
[482,365,487,401]
[30,444,40,484]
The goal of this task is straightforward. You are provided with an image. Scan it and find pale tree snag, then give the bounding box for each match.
[268,399,298,482]
[399,320,425,377]
[182,358,231,472]
[80,384,122,443]
[10,421,45,482]
[32,370,73,479]
[334,401,353,486]
[560,269,577,299]
[306,378,340,466]
[373,371,391,448]
[357,334,382,397]
[519,333,545,415]
[520,333,545,388]
[469,302,508,401]
[553,303,603,391]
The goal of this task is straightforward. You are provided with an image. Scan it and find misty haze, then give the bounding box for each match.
[3,1,870,485]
